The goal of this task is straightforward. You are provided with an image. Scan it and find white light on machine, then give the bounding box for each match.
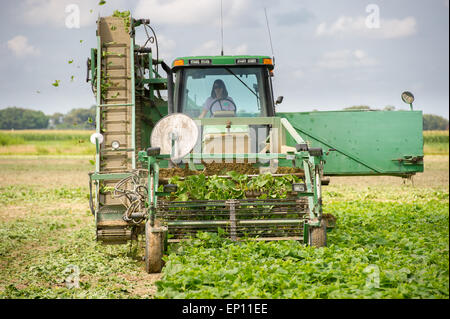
[90,133,104,145]
[111,140,120,150]
[236,58,258,64]
[292,183,307,193]
[189,59,211,65]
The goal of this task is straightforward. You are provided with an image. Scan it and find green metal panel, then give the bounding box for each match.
[138,51,168,152]
[277,110,424,176]
[90,48,97,86]
[199,117,280,126]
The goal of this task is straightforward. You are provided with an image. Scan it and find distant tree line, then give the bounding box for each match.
[0,107,49,130]
[0,105,448,131]
[343,105,396,111]
[343,105,449,130]
[0,106,96,130]
[422,114,449,131]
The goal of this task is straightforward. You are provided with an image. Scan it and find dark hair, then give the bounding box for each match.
[210,79,228,98]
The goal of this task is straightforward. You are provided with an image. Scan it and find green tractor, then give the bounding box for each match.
[87,14,423,273]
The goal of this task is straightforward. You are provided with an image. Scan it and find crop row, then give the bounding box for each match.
[0,130,94,144]
[1,129,447,145]
[155,197,449,299]
[422,130,449,143]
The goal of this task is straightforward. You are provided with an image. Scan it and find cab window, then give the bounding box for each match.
[179,67,269,118]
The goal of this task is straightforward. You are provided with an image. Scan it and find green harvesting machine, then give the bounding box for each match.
[87,14,424,273]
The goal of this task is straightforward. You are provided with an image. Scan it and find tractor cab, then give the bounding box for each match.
[171,56,276,119]
[170,56,277,155]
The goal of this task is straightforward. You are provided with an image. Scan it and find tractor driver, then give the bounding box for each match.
[199,79,237,118]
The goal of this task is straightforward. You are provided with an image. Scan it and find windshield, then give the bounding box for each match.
[178,67,269,118]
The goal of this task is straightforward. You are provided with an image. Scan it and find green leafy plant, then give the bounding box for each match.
[167,172,302,201]
[155,195,449,299]
[0,156,447,299]
[112,10,131,33]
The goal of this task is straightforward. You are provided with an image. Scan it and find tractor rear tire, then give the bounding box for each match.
[308,221,327,247]
[145,219,165,274]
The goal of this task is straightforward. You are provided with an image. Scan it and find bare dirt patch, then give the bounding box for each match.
[119,273,162,297]
[0,156,92,188]
[0,201,89,222]
[328,155,449,189]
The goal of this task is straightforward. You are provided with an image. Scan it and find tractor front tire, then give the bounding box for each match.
[308,221,327,247]
[145,220,166,273]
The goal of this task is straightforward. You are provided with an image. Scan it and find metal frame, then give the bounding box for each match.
[138,116,326,241]
[89,15,332,247]
[130,36,136,169]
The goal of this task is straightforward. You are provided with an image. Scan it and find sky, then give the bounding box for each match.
[0,0,448,119]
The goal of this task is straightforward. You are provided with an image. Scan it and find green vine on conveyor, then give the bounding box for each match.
[162,171,304,201]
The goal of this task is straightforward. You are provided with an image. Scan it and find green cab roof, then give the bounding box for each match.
[172,55,274,70]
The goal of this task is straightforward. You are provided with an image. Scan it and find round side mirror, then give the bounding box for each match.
[401,91,415,104]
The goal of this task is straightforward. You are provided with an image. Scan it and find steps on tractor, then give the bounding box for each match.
[96,204,128,230]
[97,228,131,244]
[96,204,128,244]
[93,16,170,212]
[96,204,131,244]
[103,43,127,48]
[103,120,130,125]
[96,16,136,207]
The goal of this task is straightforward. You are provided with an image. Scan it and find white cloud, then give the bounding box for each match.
[21,0,66,26]
[7,36,40,57]
[316,49,377,69]
[154,34,177,62]
[157,34,177,52]
[20,0,124,28]
[135,0,254,27]
[292,69,304,79]
[229,44,248,55]
[316,16,417,39]
[191,40,248,56]
[136,32,176,54]
[21,0,256,29]
[191,40,218,56]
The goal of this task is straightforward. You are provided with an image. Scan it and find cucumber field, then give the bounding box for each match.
[0,131,448,299]
[1,0,449,305]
